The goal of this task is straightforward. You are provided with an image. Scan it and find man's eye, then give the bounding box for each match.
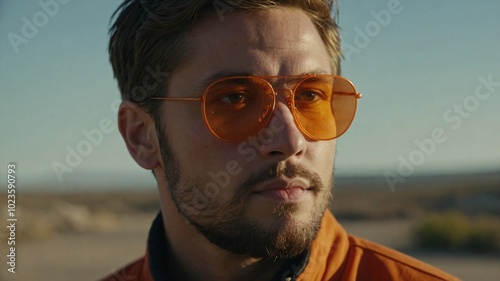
[296,90,323,102]
[220,93,246,104]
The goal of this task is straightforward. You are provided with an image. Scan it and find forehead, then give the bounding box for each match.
[181,7,332,79]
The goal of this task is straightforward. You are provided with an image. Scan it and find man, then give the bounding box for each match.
[101,0,459,280]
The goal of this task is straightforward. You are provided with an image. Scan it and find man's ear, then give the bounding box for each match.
[118,101,160,170]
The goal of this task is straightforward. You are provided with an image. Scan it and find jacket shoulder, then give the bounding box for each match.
[98,256,150,281]
[298,211,460,281]
[345,235,460,281]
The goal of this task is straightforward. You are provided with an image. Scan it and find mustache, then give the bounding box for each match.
[236,162,324,197]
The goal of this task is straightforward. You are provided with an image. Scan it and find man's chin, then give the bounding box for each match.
[238,205,324,259]
[251,212,322,260]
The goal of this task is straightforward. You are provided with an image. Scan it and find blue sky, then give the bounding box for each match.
[1,0,499,192]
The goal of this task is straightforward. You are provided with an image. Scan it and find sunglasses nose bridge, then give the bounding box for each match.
[274,88,293,103]
[274,88,296,114]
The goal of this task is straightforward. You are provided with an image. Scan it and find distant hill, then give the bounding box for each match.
[335,170,500,190]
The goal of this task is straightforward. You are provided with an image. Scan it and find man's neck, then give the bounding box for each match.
[167,245,283,281]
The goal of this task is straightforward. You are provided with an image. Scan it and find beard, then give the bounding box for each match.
[155,121,332,260]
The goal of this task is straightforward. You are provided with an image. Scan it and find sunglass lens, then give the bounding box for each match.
[293,76,358,140]
[203,77,274,142]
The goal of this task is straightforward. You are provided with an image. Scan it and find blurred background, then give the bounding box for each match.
[0,0,499,280]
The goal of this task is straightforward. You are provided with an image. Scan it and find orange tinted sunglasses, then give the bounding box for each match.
[152,74,362,142]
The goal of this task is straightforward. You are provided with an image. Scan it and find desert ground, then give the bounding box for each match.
[1,173,499,281]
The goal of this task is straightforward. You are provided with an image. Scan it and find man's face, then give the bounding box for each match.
[157,7,336,259]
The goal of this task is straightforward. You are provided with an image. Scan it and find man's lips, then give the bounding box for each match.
[252,178,310,202]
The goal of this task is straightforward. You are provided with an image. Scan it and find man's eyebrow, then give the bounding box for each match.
[303,68,331,75]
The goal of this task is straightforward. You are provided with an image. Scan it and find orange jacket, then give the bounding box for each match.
[99,211,459,281]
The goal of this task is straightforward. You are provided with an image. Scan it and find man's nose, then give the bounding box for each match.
[255,99,307,160]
